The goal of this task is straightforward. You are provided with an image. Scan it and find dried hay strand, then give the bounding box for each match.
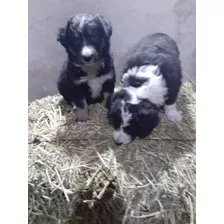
[28,82,196,224]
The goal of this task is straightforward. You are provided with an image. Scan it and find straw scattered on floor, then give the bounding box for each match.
[28,82,196,224]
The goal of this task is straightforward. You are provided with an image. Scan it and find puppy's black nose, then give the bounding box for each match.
[82,55,92,62]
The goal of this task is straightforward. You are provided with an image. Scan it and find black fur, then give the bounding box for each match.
[107,33,182,144]
[122,33,182,105]
[57,55,115,108]
[127,100,160,138]
[107,90,160,143]
[57,14,115,111]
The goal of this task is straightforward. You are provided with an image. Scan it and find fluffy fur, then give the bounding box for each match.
[107,33,182,144]
[57,14,115,123]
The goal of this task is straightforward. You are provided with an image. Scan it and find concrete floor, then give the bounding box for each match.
[28,0,196,101]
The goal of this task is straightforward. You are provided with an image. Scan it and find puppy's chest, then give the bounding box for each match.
[84,65,107,99]
[74,62,113,99]
[87,75,104,99]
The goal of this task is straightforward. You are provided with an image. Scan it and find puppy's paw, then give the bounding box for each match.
[75,107,89,124]
[166,110,182,122]
[76,119,89,125]
[72,105,76,110]
[54,96,64,105]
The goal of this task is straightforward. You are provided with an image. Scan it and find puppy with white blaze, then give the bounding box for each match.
[57,14,116,124]
[107,33,182,145]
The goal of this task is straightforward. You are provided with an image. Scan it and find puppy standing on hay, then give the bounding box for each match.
[107,33,182,145]
[57,14,116,124]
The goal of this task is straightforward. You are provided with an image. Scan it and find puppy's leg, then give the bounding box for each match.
[164,103,182,121]
[165,94,182,121]
[102,76,115,106]
[164,76,182,121]
[75,99,89,124]
[57,71,76,108]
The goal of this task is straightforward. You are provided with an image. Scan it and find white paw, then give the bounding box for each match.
[166,110,182,122]
[77,120,88,125]
[72,105,76,110]
[54,96,64,105]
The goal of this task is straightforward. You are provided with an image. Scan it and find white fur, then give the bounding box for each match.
[113,101,132,144]
[113,129,132,144]
[124,65,168,106]
[77,120,88,125]
[79,16,86,29]
[73,76,88,85]
[121,101,132,126]
[81,46,95,57]
[88,73,114,99]
[73,71,113,99]
[88,78,102,98]
[125,88,140,104]
[164,103,182,121]
[121,65,159,83]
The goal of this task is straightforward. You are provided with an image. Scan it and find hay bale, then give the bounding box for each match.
[28,82,196,224]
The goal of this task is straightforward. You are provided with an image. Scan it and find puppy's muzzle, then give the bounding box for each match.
[82,55,92,62]
[81,46,95,63]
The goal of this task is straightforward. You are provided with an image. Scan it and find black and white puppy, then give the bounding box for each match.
[57,14,116,123]
[107,33,182,145]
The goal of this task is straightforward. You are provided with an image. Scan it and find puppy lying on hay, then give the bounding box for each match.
[28,82,195,224]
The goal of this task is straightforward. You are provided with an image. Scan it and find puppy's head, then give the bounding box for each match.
[57,14,112,66]
[107,90,160,145]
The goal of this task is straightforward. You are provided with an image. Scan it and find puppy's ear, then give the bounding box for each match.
[130,101,160,136]
[57,24,68,48]
[98,15,112,38]
[107,94,119,114]
[107,89,128,115]
[139,107,160,134]
[107,94,121,116]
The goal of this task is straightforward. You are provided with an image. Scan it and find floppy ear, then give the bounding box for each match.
[98,15,112,38]
[130,101,160,136]
[107,89,129,116]
[57,24,68,48]
[138,107,160,135]
[107,94,120,116]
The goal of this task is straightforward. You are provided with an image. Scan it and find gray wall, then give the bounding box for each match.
[28,0,196,101]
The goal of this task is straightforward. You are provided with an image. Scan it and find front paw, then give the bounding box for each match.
[75,118,89,125]
[166,110,182,122]
[75,107,89,124]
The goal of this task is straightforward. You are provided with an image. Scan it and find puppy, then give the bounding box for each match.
[57,14,116,124]
[107,33,182,145]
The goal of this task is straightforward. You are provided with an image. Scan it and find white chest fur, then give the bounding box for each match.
[88,77,103,99]
[88,73,113,99]
[74,62,114,99]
